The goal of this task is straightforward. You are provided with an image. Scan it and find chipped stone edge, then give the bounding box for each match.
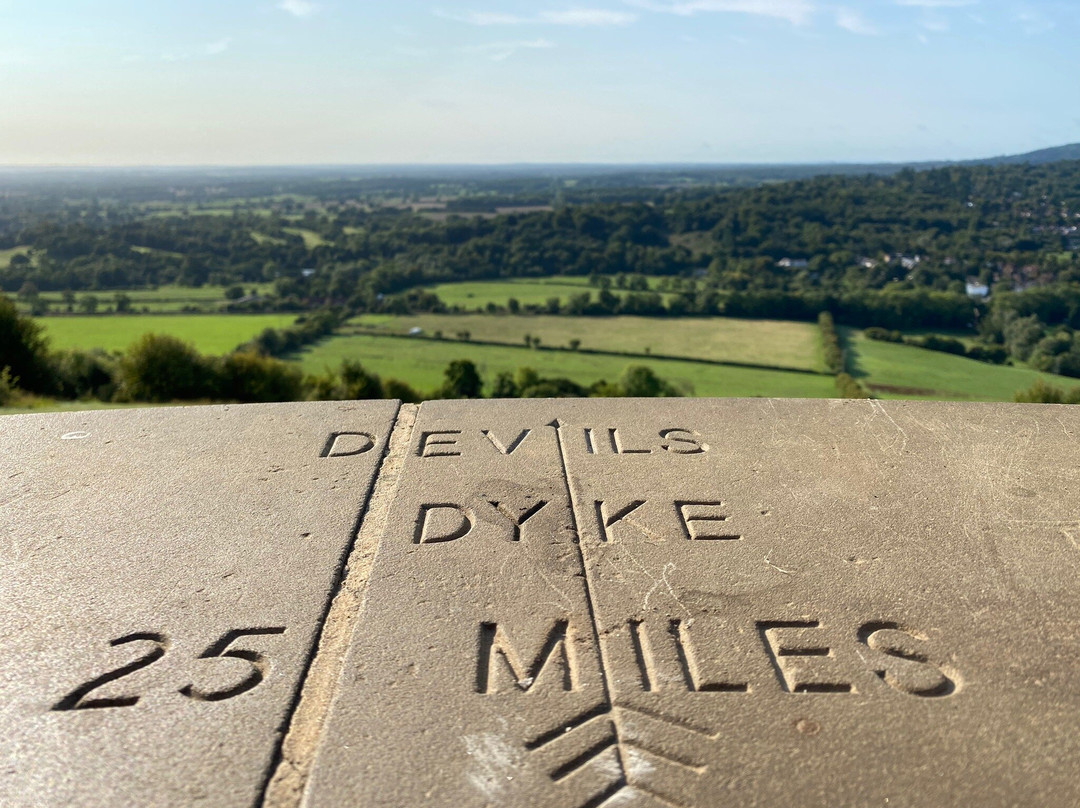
[261,402,419,808]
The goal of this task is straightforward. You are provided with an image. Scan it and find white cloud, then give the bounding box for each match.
[438,8,637,26]
[1015,9,1054,34]
[205,37,232,55]
[624,0,816,25]
[835,7,877,34]
[541,9,638,24]
[278,0,319,18]
[460,38,557,61]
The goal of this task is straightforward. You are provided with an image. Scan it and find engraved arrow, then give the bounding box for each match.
[540,419,717,808]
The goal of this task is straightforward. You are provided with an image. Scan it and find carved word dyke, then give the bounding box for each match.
[413,500,740,544]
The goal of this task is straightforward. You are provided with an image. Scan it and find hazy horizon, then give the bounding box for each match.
[1,1,1077,166]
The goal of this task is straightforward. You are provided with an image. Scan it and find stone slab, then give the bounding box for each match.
[553,398,1080,806]
[303,400,610,807]
[5,398,1080,807]
[0,401,398,807]
[303,399,1080,808]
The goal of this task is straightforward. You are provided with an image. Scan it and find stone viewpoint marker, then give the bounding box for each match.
[1,399,1078,806]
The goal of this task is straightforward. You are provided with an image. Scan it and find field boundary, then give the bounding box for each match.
[339,329,832,376]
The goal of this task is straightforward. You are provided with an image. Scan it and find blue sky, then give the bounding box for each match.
[0,0,1075,165]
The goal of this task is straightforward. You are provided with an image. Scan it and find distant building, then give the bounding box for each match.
[965,282,990,298]
[777,258,809,269]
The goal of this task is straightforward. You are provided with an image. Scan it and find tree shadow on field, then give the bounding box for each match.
[838,326,869,380]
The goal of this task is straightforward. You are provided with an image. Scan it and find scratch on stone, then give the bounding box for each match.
[871,400,909,455]
[635,557,689,617]
[764,553,795,576]
[1062,528,1080,553]
[623,514,666,543]
[533,563,574,611]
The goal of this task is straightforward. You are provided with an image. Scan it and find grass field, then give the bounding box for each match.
[251,231,286,246]
[424,276,675,309]
[347,313,826,372]
[294,333,837,398]
[0,246,33,268]
[847,330,1069,401]
[283,228,328,249]
[37,313,296,354]
[16,284,276,314]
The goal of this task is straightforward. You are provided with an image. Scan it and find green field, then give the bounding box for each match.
[17,284,276,314]
[348,313,826,372]
[425,277,675,309]
[251,231,287,246]
[283,228,328,249]
[0,246,33,268]
[37,313,296,354]
[847,330,1070,401]
[294,332,836,398]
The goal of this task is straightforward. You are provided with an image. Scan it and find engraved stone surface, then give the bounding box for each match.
[303,401,610,807]
[0,401,398,807]
[3,398,1080,807]
[302,399,1080,808]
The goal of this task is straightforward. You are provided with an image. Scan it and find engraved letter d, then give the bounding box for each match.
[414,504,474,544]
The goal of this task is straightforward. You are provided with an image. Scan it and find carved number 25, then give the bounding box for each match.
[53,627,286,711]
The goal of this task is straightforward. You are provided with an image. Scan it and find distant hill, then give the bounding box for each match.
[974,143,1080,166]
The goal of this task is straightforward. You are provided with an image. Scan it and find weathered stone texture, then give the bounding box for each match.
[0,402,397,807]
[3,399,1080,807]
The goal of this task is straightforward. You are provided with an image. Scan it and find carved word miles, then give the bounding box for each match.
[474,619,959,699]
[625,617,959,698]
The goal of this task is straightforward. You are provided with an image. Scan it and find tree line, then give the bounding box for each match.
[0,294,681,407]
[3,158,1080,332]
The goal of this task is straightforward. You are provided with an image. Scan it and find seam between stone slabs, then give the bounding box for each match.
[260,402,418,808]
[550,418,630,795]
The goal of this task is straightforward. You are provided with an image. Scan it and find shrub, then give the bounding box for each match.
[965,344,1008,364]
[306,360,384,401]
[52,349,117,401]
[118,334,214,402]
[0,366,21,406]
[835,373,871,399]
[618,365,679,398]
[339,360,384,400]
[216,352,304,403]
[819,312,845,374]
[383,378,421,403]
[438,359,483,399]
[907,334,966,356]
[518,377,587,398]
[0,293,53,393]
[490,371,519,398]
[864,327,903,343]
[1015,380,1080,404]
